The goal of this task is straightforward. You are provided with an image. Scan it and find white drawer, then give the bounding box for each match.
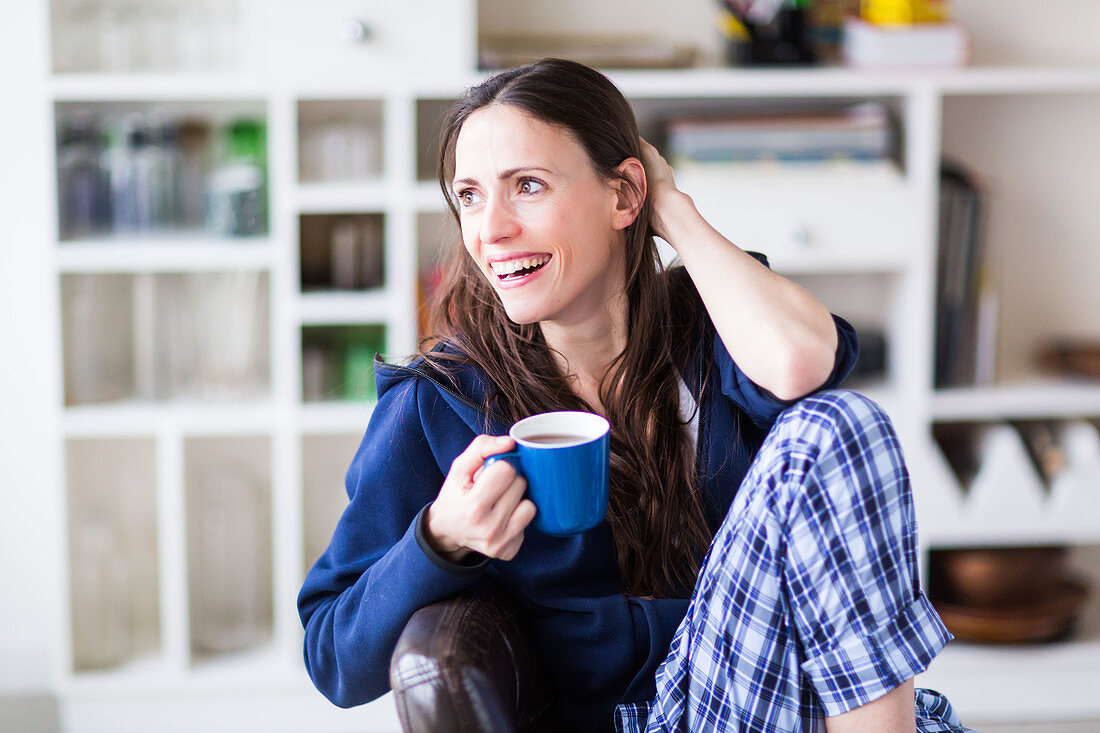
[267,0,476,81]
[675,172,919,274]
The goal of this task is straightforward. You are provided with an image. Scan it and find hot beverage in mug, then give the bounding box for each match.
[522,433,589,446]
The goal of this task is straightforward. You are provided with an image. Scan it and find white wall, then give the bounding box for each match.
[952,0,1100,65]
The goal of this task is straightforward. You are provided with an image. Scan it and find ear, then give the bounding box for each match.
[610,157,647,231]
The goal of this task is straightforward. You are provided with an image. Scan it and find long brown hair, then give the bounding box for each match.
[425,58,711,598]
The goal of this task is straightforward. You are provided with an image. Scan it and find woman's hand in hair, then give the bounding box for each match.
[638,137,691,245]
[425,435,537,564]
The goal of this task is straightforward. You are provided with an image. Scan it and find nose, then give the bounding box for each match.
[479,194,520,244]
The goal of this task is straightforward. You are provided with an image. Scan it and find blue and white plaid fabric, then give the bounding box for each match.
[615,391,974,732]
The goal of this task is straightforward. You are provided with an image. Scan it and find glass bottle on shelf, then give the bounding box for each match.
[57,111,109,239]
[175,119,212,230]
[101,117,133,233]
[207,119,267,237]
[127,115,176,232]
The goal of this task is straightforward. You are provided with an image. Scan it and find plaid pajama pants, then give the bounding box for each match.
[615,390,975,732]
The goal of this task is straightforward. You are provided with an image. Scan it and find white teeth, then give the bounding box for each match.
[489,255,550,277]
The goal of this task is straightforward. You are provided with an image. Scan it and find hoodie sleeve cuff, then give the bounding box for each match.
[414,504,489,577]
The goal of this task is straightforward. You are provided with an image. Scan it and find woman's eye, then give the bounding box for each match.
[456,189,480,207]
[518,178,545,195]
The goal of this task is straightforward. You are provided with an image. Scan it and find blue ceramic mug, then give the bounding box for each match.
[484,411,610,536]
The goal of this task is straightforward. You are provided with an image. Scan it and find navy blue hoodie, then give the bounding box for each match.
[298,263,859,728]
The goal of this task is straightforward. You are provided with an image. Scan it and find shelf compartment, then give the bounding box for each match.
[301,324,387,404]
[416,98,459,182]
[299,213,385,293]
[66,437,160,672]
[941,93,1100,385]
[184,435,273,661]
[301,434,363,578]
[55,100,268,241]
[62,272,270,405]
[297,99,384,184]
[49,0,250,75]
[917,544,1100,722]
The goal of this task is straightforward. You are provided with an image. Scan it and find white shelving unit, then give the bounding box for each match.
[12,0,1100,729]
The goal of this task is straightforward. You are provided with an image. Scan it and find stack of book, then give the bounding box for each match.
[664,102,899,177]
[934,161,996,387]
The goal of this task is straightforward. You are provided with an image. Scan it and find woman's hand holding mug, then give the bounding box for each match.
[425,435,537,563]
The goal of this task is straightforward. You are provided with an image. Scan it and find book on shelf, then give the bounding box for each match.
[664,102,899,176]
[934,160,996,388]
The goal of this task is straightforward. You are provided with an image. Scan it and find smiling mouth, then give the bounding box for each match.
[489,254,552,282]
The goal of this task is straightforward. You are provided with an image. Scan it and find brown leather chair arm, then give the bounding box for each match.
[389,580,560,733]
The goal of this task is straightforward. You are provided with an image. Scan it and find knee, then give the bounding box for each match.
[766,389,908,508]
[774,389,895,448]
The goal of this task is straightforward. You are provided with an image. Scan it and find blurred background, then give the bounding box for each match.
[4,1,1100,731]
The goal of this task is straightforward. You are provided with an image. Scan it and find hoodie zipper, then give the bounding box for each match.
[377,360,511,428]
[693,339,706,487]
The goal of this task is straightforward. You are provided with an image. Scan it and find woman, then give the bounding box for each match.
[298,58,972,732]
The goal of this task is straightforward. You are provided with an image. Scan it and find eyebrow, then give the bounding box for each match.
[451,166,556,188]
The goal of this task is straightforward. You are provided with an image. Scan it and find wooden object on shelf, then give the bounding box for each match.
[1037,339,1100,381]
[933,580,1089,644]
[930,546,1090,644]
[930,546,1067,608]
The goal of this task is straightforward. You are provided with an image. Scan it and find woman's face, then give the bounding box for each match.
[451,104,627,327]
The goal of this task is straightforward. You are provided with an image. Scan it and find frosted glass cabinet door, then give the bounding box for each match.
[185,436,273,658]
[66,438,160,671]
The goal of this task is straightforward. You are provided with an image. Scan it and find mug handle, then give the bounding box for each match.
[483,450,521,471]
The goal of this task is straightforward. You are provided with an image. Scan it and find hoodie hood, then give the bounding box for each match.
[373,343,511,436]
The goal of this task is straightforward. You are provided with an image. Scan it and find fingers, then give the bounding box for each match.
[465,467,530,558]
[486,471,528,536]
[447,434,514,488]
[496,500,537,560]
[435,434,535,561]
